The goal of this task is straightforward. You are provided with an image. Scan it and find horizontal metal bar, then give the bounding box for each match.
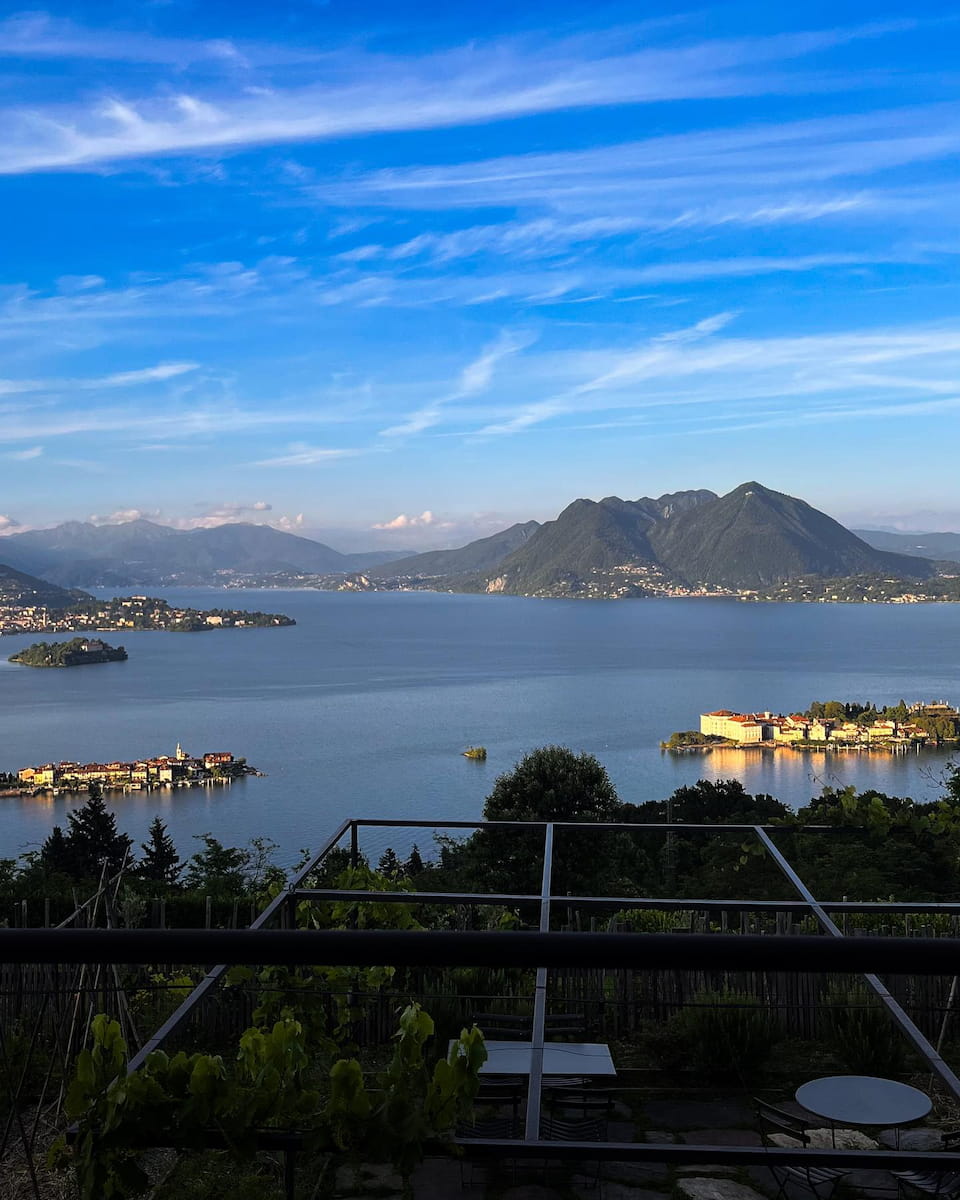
[292,890,960,915]
[562,895,960,914]
[457,1141,960,1171]
[293,889,537,905]
[351,819,833,831]
[7,929,960,973]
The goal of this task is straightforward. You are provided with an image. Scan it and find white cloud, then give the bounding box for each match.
[5,445,43,460]
[0,21,917,174]
[85,502,307,531]
[89,507,162,525]
[270,512,305,532]
[0,513,21,533]
[372,510,453,531]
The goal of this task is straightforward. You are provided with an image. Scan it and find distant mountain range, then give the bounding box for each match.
[0,486,950,601]
[0,520,407,587]
[367,482,940,595]
[854,529,960,564]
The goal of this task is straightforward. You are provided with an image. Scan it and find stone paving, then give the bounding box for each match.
[329,1091,947,1200]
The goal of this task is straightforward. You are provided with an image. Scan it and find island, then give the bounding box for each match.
[15,744,260,794]
[9,637,127,668]
[664,700,960,753]
[0,595,295,636]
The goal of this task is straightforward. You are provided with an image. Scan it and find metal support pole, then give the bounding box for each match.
[284,1148,295,1200]
[525,824,554,1142]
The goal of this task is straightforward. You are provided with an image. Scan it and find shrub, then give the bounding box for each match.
[667,989,779,1081]
[820,983,908,1077]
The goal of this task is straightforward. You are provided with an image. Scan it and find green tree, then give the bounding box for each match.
[621,780,791,898]
[451,746,628,896]
[184,835,250,896]
[139,817,181,887]
[483,745,622,823]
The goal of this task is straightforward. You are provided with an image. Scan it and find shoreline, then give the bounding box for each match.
[663,740,955,756]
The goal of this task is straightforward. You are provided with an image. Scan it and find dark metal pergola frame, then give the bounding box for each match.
[11,816,960,1195]
[127,817,960,1106]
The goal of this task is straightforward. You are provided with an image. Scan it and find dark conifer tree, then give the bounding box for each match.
[139,817,181,886]
[40,825,73,876]
[64,785,134,878]
[378,847,403,878]
[404,844,425,877]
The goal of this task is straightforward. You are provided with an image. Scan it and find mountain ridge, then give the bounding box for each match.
[0,563,89,608]
[386,482,937,597]
[0,520,406,586]
[854,529,960,564]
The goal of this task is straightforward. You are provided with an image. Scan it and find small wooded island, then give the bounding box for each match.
[8,637,127,668]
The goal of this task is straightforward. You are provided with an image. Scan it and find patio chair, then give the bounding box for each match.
[471,1012,532,1039]
[540,1092,612,1188]
[756,1098,851,1200]
[545,1011,588,1039]
[543,1087,611,1118]
[895,1131,960,1197]
[457,1084,523,1188]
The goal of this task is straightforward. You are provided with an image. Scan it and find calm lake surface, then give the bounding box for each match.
[1,590,958,867]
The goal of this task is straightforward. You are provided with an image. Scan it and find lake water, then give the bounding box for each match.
[1,590,958,868]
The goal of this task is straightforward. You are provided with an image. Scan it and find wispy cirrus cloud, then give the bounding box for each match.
[467,315,960,438]
[0,361,199,396]
[380,330,534,438]
[315,104,960,215]
[252,443,362,467]
[0,11,321,67]
[342,200,874,267]
[0,20,918,174]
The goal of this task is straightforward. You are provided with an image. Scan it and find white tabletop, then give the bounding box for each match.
[796,1076,932,1127]
[474,1041,616,1077]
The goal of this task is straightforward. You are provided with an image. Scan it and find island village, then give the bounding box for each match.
[695,700,960,750]
[13,743,254,794]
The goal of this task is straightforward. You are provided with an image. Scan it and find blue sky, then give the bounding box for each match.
[3,1,960,548]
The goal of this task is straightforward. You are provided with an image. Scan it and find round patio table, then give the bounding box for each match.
[796,1076,931,1135]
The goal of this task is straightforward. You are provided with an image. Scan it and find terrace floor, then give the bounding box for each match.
[328,1089,949,1200]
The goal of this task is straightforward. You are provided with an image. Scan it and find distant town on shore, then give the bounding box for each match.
[0,594,295,637]
[664,700,960,753]
[5,744,258,797]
